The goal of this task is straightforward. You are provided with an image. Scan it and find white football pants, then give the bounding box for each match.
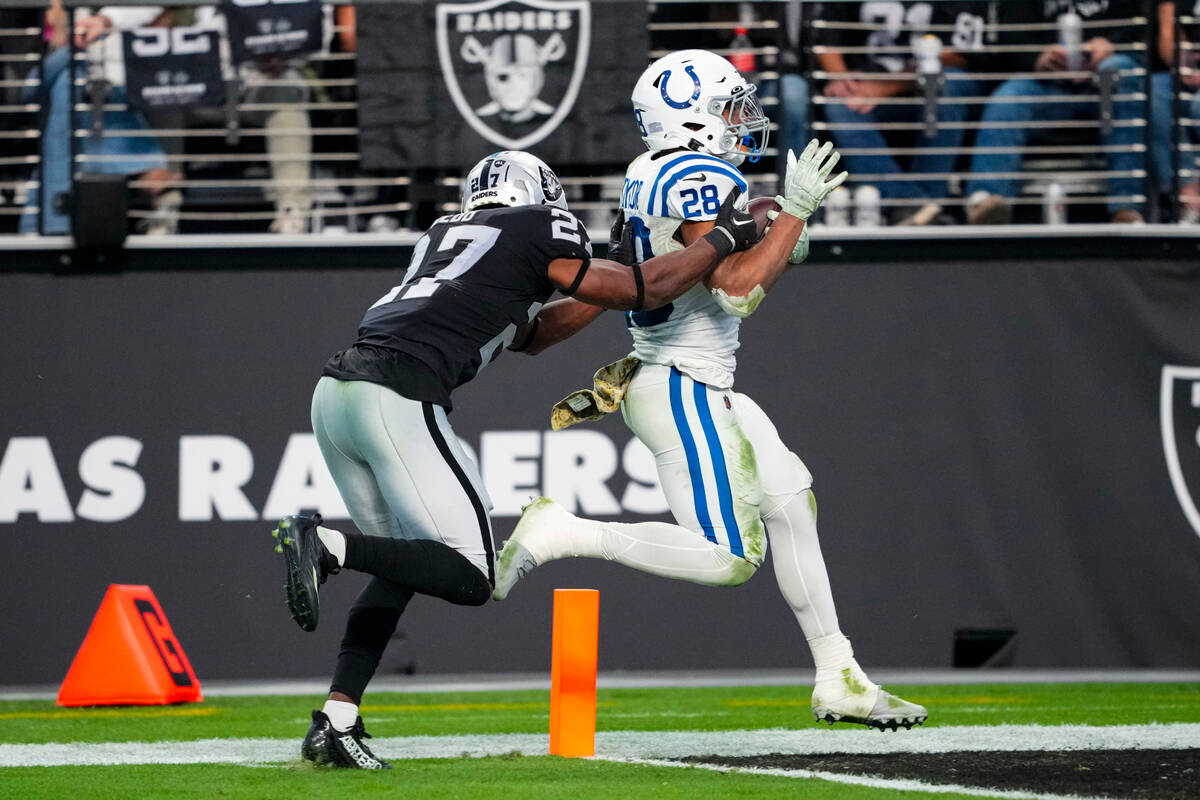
[310,376,495,582]
[618,363,842,639]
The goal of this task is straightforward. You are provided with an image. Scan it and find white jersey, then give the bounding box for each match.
[620,149,749,389]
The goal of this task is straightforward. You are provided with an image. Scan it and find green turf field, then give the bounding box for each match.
[1,682,1198,799]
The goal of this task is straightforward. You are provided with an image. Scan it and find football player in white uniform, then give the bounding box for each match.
[269,149,758,768]
[493,50,927,730]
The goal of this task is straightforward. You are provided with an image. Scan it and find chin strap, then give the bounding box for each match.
[742,135,761,164]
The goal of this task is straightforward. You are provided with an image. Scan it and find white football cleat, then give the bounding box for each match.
[492,496,568,601]
[812,668,927,731]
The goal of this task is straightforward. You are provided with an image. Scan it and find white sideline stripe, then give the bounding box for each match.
[621,758,1113,800]
[7,669,1200,701]
[1,724,1198,768]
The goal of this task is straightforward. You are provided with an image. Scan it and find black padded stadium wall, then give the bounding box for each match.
[1,254,1199,682]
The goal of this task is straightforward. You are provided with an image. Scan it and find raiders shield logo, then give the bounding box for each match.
[1161,365,1200,539]
[436,0,591,150]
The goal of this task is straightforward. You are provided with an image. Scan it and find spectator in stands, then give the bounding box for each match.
[20,1,179,235]
[331,4,404,233]
[192,4,318,234]
[760,0,811,169]
[812,1,981,226]
[1150,1,1200,223]
[965,0,1148,225]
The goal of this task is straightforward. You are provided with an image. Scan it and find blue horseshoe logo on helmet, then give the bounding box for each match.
[659,66,702,109]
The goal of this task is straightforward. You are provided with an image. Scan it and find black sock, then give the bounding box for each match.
[343,534,491,607]
[329,578,414,704]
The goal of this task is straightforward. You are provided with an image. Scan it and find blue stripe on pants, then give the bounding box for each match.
[692,379,744,558]
[669,367,717,544]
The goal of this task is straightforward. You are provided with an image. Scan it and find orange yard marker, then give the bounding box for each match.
[548,588,599,757]
[57,584,202,707]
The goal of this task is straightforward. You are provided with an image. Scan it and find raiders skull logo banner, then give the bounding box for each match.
[122,27,224,112]
[358,0,648,169]
[223,0,323,64]
[1162,365,1200,540]
[436,0,588,150]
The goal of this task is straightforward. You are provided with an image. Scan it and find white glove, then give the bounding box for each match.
[786,225,810,264]
[774,139,849,221]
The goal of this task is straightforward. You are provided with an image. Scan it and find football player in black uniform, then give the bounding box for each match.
[269,150,757,769]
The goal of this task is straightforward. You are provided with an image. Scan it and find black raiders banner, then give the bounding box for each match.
[122,27,224,111]
[1162,365,1200,541]
[358,0,648,169]
[223,0,323,64]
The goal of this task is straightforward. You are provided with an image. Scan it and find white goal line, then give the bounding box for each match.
[1,723,1197,768]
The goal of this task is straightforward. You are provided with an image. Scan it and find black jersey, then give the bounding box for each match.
[813,1,967,74]
[986,0,1147,72]
[323,204,592,408]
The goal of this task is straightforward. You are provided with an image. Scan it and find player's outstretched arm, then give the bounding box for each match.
[546,190,756,312]
[508,297,607,356]
[705,210,806,299]
[699,139,847,314]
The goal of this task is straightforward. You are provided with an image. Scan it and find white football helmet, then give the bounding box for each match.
[631,49,769,166]
[462,150,568,212]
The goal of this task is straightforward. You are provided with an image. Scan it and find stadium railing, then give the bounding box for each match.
[807,3,1154,224]
[0,0,1197,239]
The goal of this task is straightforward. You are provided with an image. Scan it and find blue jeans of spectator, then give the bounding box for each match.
[1149,71,1200,194]
[21,46,167,234]
[821,68,979,200]
[758,73,809,160]
[966,54,1144,215]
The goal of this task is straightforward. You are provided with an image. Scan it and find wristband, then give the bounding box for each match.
[701,227,736,259]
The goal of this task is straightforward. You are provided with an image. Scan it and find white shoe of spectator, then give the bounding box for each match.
[367,214,401,233]
[272,206,309,235]
[852,185,882,227]
[822,186,852,227]
[138,189,182,236]
[140,220,175,237]
[966,190,1012,225]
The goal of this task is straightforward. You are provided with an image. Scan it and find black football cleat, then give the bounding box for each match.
[301,709,392,769]
[271,513,338,632]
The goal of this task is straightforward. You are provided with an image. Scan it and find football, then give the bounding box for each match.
[747,196,782,240]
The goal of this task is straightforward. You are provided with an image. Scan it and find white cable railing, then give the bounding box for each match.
[804,3,1184,225]
[1,0,1197,235]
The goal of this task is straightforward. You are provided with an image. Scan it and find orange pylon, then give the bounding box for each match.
[549,588,599,757]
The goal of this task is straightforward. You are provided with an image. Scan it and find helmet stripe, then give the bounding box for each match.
[478,158,494,192]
